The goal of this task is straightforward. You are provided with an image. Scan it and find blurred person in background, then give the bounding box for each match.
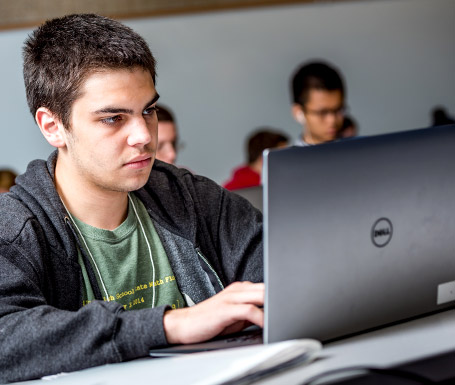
[337,115,358,139]
[290,61,346,146]
[223,128,289,190]
[0,169,17,193]
[156,104,180,164]
[431,106,455,126]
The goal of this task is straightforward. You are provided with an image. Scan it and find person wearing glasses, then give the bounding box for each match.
[290,61,346,146]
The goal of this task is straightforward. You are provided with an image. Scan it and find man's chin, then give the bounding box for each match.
[128,176,151,192]
[117,171,152,193]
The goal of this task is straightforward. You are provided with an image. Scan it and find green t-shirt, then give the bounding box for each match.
[73,194,185,311]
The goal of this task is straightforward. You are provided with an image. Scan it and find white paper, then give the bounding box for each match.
[194,338,322,385]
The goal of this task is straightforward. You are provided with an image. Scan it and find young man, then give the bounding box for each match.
[0,14,263,383]
[156,104,179,164]
[290,61,346,145]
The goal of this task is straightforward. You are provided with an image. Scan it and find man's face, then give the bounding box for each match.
[58,67,159,194]
[300,89,344,144]
[156,121,178,164]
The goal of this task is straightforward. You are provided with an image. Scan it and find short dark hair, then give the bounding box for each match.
[341,115,357,131]
[247,129,289,164]
[291,61,345,106]
[23,14,157,129]
[156,104,175,123]
[431,106,455,126]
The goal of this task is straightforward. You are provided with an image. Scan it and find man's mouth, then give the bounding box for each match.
[124,155,152,169]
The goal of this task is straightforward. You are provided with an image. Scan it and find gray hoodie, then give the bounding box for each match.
[0,151,263,383]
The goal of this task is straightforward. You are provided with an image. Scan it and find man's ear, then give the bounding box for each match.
[291,104,306,125]
[35,107,66,148]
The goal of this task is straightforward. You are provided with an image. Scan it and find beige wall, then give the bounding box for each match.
[0,0,454,183]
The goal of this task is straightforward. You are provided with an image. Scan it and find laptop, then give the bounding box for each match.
[149,125,455,355]
[263,124,455,343]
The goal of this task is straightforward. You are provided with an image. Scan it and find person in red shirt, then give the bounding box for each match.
[223,129,288,190]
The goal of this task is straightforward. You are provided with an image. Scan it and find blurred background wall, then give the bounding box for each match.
[0,0,453,183]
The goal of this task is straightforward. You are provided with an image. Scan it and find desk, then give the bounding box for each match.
[16,309,455,385]
[262,309,455,384]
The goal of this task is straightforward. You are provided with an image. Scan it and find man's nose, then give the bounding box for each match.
[127,118,153,147]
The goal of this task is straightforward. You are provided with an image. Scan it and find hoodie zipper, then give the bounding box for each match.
[195,247,224,290]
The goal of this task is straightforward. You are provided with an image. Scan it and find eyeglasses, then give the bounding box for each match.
[303,106,347,120]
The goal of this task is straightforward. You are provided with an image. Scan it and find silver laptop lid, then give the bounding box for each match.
[263,125,455,343]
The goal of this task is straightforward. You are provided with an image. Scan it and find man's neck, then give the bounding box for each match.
[55,158,129,231]
[302,131,322,145]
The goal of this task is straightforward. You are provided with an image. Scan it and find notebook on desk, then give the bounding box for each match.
[263,124,455,343]
[150,125,455,356]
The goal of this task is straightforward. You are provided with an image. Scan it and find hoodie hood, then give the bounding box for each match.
[9,151,76,262]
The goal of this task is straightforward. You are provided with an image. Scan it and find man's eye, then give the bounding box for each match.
[101,115,122,125]
[143,106,158,116]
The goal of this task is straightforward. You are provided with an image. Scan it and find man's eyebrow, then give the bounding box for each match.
[144,93,160,109]
[92,107,133,115]
[92,93,160,115]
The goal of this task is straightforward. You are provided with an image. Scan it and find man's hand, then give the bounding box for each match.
[163,281,264,345]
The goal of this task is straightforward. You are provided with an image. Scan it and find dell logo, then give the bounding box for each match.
[371,218,393,247]
[374,228,390,237]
